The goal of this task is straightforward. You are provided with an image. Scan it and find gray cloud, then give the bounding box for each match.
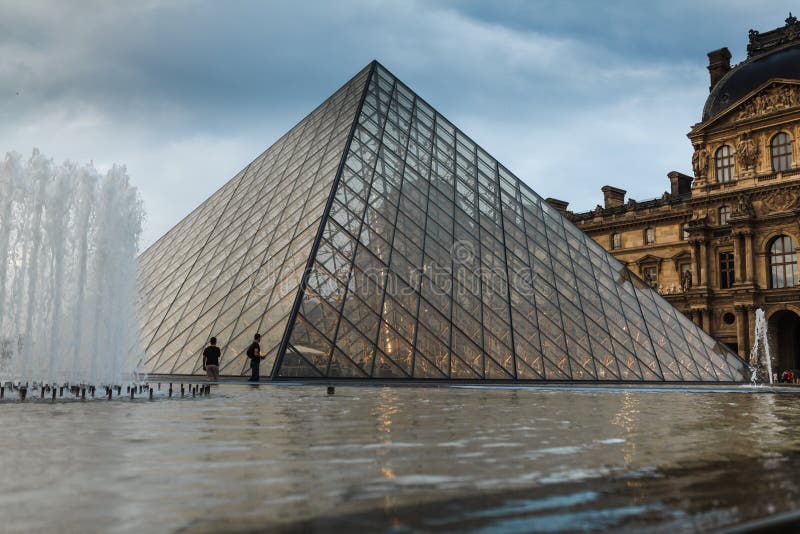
[0,0,792,248]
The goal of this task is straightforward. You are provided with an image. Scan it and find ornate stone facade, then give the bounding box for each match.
[734,83,800,122]
[568,18,800,371]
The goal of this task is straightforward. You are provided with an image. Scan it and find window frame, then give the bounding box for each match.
[715,145,735,183]
[644,227,655,245]
[611,232,621,250]
[719,250,735,289]
[771,132,793,172]
[719,205,731,226]
[769,235,799,289]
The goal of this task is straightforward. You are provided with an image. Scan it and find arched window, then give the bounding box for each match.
[715,145,735,183]
[770,235,798,288]
[611,233,621,250]
[719,205,731,225]
[771,132,793,172]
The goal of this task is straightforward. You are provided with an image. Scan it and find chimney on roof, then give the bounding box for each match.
[667,171,693,196]
[545,198,569,215]
[601,185,626,209]
[707,47,732,92]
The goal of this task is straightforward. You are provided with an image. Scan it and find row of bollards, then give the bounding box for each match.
[2,381,212,402]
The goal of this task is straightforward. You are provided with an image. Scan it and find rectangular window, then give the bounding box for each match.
[645,228,655,245]
[719,206,731,226]
[719,251,735,289]
[611,233,621,249]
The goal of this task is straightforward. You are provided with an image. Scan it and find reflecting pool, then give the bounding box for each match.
[1,384,800,532]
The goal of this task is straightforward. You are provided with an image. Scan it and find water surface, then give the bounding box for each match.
[1,384,799,532]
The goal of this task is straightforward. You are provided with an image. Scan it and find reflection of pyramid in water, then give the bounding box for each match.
[137,61,747,381]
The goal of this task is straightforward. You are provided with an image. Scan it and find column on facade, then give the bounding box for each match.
[690,241,701,287]
[735,306,748,359]
[691,308,702,328]
[699,241,709,286]
[744,232,755,284]
[733,233,743,284]
[746,306,757,354]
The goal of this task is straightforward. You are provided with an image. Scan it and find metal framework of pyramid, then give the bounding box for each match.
[137,61,747,382]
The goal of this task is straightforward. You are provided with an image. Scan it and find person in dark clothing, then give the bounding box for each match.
[203,337,221,382]
[247,333,262,382]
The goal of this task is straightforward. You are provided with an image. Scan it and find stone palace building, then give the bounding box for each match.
[564,16,800,369]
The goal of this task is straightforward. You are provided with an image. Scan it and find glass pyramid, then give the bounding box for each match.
[137,61,747,382]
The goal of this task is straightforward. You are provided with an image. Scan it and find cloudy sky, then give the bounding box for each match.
[0,1,792,249]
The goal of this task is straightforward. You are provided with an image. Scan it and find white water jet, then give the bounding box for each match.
[750,308,773,385]
[0,149,144,386]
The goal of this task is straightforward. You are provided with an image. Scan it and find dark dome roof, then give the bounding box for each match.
[703,43,800,121]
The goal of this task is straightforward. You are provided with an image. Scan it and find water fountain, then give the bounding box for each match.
[750,308,774,385]
[0,149,144,390]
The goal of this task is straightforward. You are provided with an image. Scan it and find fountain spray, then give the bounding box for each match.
[0,149,144,387]
[750,308,773,385]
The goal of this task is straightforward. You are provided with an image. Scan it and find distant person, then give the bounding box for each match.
[203,337,221,382]
[247,333,262,382]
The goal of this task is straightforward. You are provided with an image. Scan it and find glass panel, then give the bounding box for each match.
[139,63,748,382]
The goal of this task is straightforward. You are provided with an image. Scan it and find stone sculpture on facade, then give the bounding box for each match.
[681,268,693,292]
[735,194,755,217]
[735,132,759,170]
[736,84,800,121]
[692,146,710,179]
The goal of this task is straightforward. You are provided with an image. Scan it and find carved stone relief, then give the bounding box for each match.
[735,132,759,170]
[734,194,755,217]
[760,188,799,214]
[735,84,800,121]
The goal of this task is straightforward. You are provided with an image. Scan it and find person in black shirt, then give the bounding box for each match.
[247,333,262,382]
[203,337,221,382]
